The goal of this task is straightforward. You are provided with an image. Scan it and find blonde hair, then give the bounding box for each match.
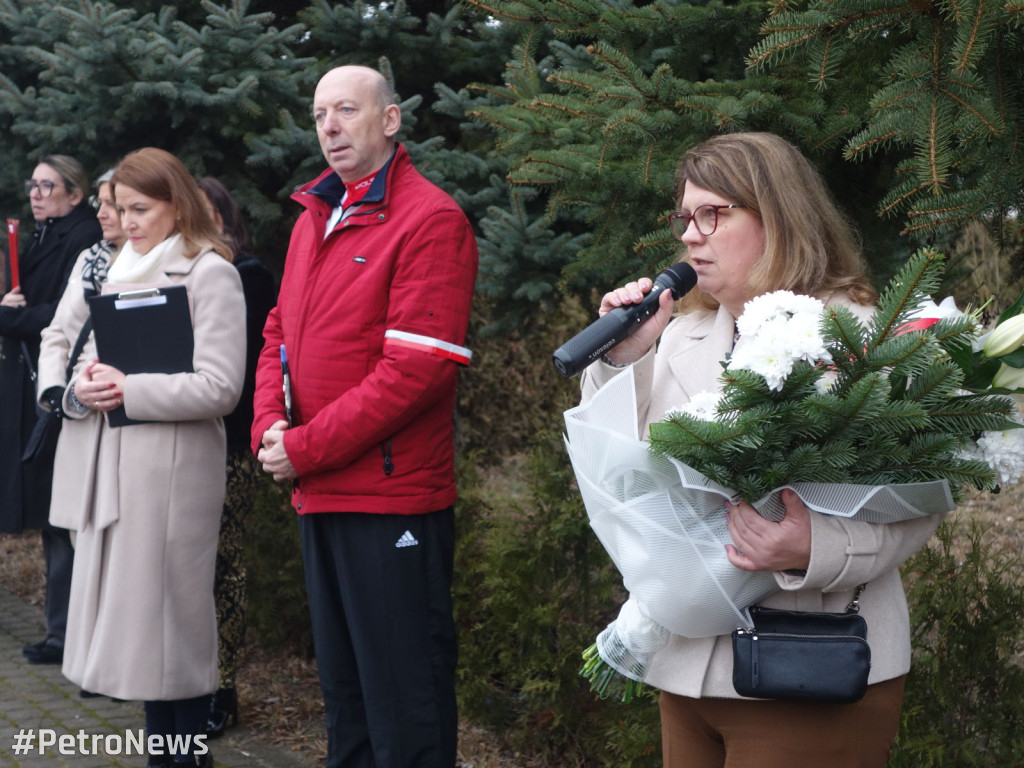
[675,132,876,312]
[111,148,231,261]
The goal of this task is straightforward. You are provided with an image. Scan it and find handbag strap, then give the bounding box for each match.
[20,318,93,384]
[19,340,36,383]
[845,583,867,614]
[66,317,93,384]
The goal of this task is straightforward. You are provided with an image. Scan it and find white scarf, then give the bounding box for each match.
[107,233,183,284]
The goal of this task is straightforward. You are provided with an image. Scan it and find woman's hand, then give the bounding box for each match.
[76,360,126,412]
[1,287,26,308]
[725,488,811,572]
[598,277,676,365]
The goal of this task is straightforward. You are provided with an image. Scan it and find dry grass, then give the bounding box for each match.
[2,484,1019,768]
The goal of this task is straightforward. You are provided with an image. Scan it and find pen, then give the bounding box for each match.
[280,344,293,427]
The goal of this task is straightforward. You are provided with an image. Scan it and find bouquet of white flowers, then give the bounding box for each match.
[567,249,1024,701]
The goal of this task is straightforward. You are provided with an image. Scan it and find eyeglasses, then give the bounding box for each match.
[24,180,62,197]
[669,204,745,239]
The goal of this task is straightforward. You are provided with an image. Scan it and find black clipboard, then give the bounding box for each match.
[87,285,195,427]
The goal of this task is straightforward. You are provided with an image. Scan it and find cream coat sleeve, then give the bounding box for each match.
[37,249,92,406]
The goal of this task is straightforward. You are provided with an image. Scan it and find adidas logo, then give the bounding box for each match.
[395,530,419,548]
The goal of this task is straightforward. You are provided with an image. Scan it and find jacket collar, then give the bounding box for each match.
[24,204,96,260]
[665,304,737,401]
[296,143,403,211]
[159,244,214,278]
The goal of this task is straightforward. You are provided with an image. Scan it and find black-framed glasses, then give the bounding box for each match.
[24,180,61,197]
[669,204,745,239]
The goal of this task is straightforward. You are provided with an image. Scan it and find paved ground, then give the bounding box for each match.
[0,586,314,768]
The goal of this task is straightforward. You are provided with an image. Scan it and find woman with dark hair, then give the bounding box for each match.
[582,132,941,768]
[48,147,246,768]
[196,176,277,737]
[0,154,101,667]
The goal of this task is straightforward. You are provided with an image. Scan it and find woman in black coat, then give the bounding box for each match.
[0,154,101,664]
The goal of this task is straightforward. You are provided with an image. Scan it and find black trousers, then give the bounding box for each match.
[144,695,210,760]
[299,507,458,768]
[41,526,73,643]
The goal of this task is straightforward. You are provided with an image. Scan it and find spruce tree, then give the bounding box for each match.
[460,0,1024,312]
[748,0,1024,249]
[0,0,315,256]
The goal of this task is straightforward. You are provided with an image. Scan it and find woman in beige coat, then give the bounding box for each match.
[582,132,943,768]
[43,148,245,768]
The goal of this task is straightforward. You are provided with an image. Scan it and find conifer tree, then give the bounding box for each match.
[748,0,1024,246]
[461,0,1024,313]
[0,0,316,254]
[0,0,519,275]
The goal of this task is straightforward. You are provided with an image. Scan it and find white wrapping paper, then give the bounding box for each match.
[565,367,956,682]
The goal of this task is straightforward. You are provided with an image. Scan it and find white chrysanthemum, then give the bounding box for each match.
[737,291,825,335]
[974,428,1024,485]
[729,338,794,391]
[814,370,839,394]
[666,390,722,421]
[730,291,828,390]
[789,293,829,317]
[736,295,783,336]
[786,311,832,364]
[754,315,792,353]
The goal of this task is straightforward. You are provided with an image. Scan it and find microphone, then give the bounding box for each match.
[552,262,698,378]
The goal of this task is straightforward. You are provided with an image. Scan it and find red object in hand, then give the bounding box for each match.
[6,218,18,288]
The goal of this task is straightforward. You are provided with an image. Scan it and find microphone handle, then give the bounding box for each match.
[552,283,670,378]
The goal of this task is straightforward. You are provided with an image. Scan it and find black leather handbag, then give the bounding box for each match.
[731,585,870,704]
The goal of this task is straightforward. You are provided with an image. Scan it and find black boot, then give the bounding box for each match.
[204,687,238,738]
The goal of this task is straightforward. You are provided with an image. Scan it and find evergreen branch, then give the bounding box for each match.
[747,31,820,70]
[462,0,537,23]
[530,97,591,120]
[937,86,1002,135]
[952,0,987,75]
[879,179,935,217]
[905,361,962,405]
[869,249,945,344]
[844,129,900,159]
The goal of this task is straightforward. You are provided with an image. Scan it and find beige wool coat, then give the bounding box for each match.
[39,243,246,701]
[581,297,945,699]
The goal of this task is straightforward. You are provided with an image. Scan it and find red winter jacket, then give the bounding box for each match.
[251,144,478,515]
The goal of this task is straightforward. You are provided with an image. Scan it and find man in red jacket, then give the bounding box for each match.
[252,65,478,767]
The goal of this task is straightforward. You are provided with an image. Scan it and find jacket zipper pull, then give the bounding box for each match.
[381,439,394,476]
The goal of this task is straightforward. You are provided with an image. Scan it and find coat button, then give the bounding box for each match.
[378,213,385,221]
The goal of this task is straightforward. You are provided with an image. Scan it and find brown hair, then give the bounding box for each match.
[197,176,249,256]
[675,132,876,312]
[111,148,231,261]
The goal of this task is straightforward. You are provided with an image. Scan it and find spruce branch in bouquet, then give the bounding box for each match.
[648,248,1020,502]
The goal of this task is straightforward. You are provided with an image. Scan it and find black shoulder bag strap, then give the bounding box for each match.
[18,315,92,394]
[65,317,93,384]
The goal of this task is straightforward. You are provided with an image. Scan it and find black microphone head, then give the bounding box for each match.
[657,261,698,297]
